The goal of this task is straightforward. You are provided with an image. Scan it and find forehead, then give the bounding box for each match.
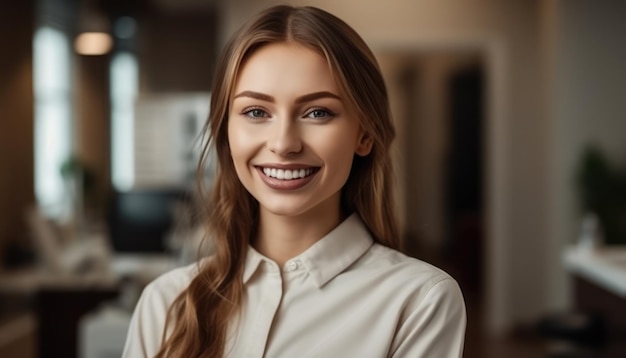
[233,42,339,97]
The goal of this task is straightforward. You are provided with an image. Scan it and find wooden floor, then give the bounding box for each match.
[0,314,37,358]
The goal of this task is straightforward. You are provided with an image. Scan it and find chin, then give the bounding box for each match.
[259,202,313,217]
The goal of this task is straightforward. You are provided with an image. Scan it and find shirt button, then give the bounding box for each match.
[286,260,299,271]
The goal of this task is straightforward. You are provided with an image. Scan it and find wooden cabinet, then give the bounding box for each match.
[572,275,626,357]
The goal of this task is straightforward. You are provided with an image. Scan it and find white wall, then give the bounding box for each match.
[220,0,551,333]
[548,0,626,310]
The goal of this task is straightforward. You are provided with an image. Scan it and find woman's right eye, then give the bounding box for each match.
[242,108,269,119]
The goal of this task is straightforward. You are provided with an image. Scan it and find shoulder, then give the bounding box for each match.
[122,262,200,357]
[142,262,200,306]
[134,261,202,322]
[357,246,466,356]
[359,244,455,286]
[338,243,466,355]
[354,244,465,309]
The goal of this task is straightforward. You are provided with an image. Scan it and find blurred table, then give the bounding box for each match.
[0,253,177,293]
[563,246,626,357]
[0,253,177,358]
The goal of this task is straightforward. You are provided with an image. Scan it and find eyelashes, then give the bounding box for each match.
[240,106,336,121]
[304,108,335,119]
[242,107,269,119]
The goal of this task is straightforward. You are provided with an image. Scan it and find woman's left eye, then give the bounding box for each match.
[305,108,333,119]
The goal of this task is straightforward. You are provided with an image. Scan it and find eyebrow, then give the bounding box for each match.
[233,90,341,104]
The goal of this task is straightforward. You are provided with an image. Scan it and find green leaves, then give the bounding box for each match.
[577,146,626,245]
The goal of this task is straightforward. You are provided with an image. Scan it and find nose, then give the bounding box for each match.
[267,117,302,156]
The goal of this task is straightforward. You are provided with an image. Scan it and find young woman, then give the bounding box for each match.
[123,5,466,357]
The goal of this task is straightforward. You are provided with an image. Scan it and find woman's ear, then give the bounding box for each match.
[355,131,373,156]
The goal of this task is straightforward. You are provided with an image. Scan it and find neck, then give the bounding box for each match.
[253,200,343,267]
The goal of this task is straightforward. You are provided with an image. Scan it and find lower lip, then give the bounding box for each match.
[255,167,318,190]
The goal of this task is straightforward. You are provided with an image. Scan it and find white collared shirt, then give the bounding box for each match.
[123,214,466,357]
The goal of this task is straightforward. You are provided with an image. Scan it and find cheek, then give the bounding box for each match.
[316,131,358,176]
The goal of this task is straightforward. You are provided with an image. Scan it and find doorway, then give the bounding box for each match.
[379,51,485,301]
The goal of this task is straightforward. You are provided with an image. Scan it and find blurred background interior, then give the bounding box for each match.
[1,0,626,357]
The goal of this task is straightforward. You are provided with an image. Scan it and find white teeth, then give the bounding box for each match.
[262,167,314,180]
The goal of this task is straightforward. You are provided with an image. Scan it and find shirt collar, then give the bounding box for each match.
[242,246,264,284]
[242,213,374,288]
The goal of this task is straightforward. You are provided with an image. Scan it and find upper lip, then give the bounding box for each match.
[255,163,319,170]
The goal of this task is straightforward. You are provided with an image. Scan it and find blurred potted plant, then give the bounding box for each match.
[60,155,96,230]
[576,146,626,245]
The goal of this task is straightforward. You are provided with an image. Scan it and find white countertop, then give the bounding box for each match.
[563,245,626,297]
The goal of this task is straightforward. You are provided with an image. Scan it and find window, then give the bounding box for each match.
[33,26,73,218]
[110,52,138,191]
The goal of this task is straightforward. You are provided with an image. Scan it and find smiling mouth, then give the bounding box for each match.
[260,167,319,180]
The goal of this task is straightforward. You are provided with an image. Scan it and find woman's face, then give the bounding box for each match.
[228,42,371,220]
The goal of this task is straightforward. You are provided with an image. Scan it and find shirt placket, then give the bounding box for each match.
[245,262,283,358]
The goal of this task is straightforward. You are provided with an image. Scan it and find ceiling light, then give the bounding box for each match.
[75,32,113,55]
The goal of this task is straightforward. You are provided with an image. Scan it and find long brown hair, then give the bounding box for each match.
[156,5,398,357]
